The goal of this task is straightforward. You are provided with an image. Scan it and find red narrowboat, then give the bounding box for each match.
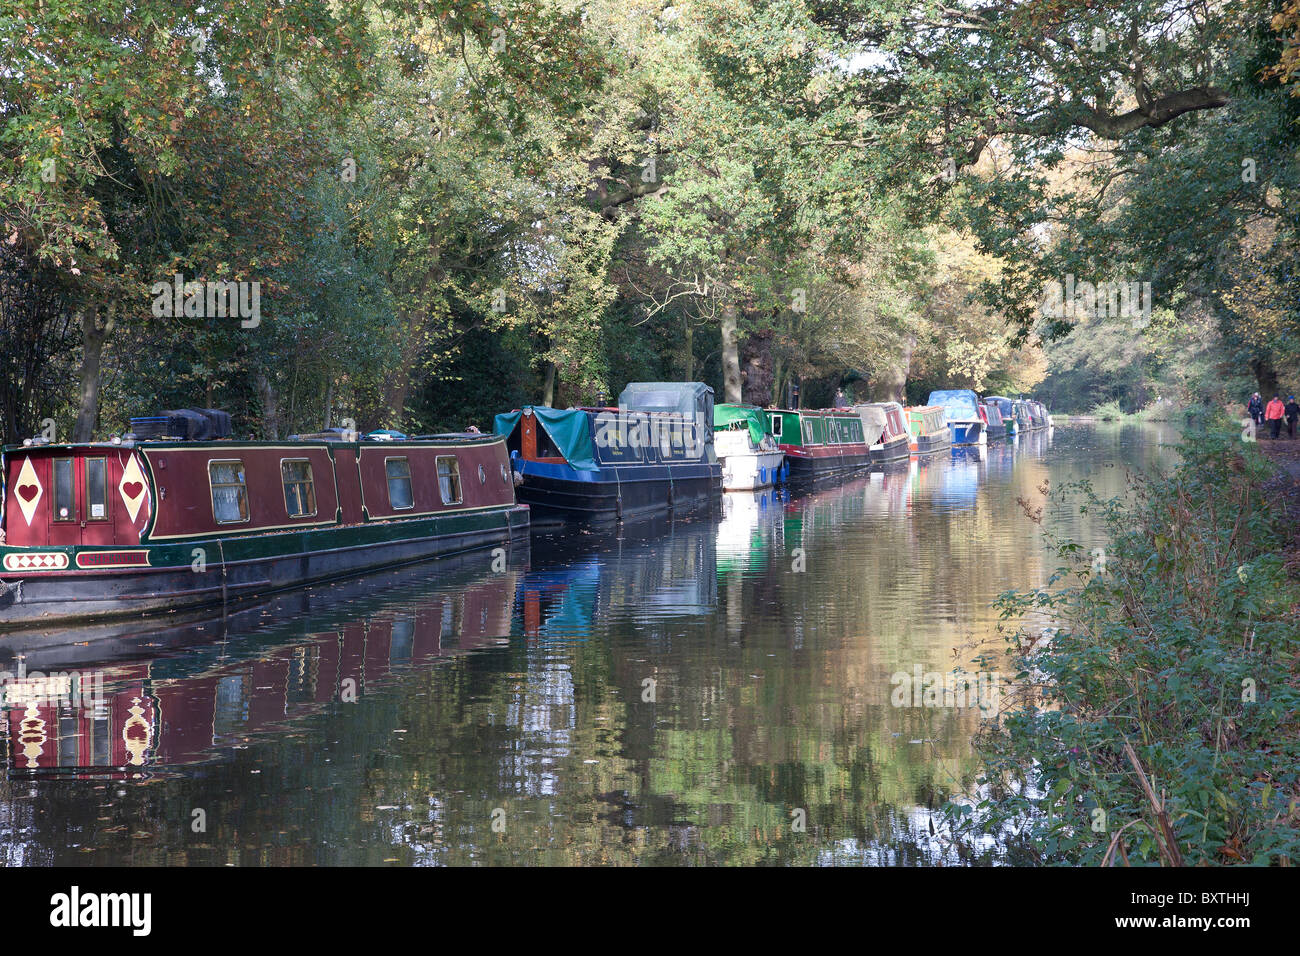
[853,402,911,464]
[0,418,528,628]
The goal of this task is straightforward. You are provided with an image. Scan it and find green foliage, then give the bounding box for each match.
[950,430,1300,864]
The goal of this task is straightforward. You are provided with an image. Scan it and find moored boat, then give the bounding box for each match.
[927,390,987,446]
[767,407,871,484]
[981,399,1008,441]
[494,382,721,526]
[1028,399,1053,428]
[714,403,786,490]
[0,413,528,628]
[854,402,911,464]
[986,396,1028,436]
[1019,399,1048,430]
[905,405,952,456]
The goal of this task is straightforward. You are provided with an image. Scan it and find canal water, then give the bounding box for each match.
[0,424,1180,865]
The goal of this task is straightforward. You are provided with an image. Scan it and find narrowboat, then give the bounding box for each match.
[766,408,871,484]
[494,382,721,526]
[927,390,987,446]
[0,411,529,629]
[713,403,786,490]
[1027,400,1053,428]
[986,396,1030,436]
[905,405,952,456]
[854,402,911,464]
[981,399,1008,441]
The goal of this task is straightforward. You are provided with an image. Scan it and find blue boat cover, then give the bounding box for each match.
[927,389,982,421]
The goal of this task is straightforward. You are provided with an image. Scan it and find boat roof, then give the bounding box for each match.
[618,382,714,418]
[768,407,860,416]
[3,434,502,455]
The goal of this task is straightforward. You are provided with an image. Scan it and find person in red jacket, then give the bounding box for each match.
[1265,395,1286,439]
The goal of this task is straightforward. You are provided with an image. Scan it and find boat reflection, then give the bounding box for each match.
[716,489,786,577]
[2,555,524,778]
[527,512,720,634]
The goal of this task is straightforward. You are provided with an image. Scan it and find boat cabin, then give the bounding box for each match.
[1,418,524,626]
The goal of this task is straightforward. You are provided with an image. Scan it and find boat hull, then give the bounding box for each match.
[514,460,721,526]
[0,504,529,629]
[719,449,786,490]
[984,423,1007,442]
[948,421,985,446]
[909,433,952,456]
[783,447,872,484]
[870,433,912,464]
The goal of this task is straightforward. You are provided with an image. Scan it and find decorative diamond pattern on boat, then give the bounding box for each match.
[118,454,148,523]
[3,552,69,571]
[13,457,42,526]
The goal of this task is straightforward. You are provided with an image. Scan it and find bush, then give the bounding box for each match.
[1088,399,1127,421]
[949,428,1300,865]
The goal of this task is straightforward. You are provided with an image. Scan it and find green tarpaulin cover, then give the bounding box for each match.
[714,403,769,447]
[493,407,598,471]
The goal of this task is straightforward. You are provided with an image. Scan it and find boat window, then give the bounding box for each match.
[209,460,249,524]
[53,457,75,521]
[385,457,413,510]
[437,456,462,505]
[802,418,814,444]
[281,459,316,518]
[534,421,563,459]
[770,414,782,438]
[85,458,108,520]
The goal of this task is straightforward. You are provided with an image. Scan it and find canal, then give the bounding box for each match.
[0,423,1181,865]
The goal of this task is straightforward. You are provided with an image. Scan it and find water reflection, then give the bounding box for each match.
[0,423,1179,865]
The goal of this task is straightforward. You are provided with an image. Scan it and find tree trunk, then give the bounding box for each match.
[256,372,280,440]
[720,300,742,403]
[1250,355,1279,400]
[382,309,422,428]
[870,334,915,403]
[683,320,694,381]
[542,362,556,406]
[73,304,114,442]
[324,381,334,429]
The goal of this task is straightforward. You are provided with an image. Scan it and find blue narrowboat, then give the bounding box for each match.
[926,390,987,446]
[494,382,721,527]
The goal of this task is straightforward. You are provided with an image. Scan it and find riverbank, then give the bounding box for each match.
[1258,439,1300,577]
[955,428,1300,865]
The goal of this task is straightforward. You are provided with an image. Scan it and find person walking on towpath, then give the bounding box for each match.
[1266,395,1286,439]
[1248,392,1264,427]
[1287,396,1300,440]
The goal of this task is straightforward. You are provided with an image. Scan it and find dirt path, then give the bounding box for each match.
[1259,437,1300,480]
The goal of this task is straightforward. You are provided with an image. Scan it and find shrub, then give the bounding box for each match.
[949,428,1300,864]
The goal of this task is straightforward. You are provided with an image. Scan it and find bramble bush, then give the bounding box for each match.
[949,428,1300,865]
